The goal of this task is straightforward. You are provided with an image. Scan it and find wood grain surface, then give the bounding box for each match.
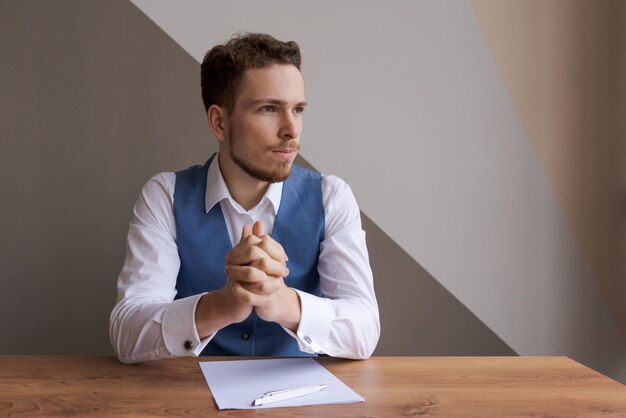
[0,356,625,417]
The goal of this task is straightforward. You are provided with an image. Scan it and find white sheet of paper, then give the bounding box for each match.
[199,358,365,410]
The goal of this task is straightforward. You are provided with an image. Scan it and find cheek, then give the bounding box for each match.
[245,118,277,137]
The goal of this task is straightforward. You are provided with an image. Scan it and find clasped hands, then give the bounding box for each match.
[195,220,301,339]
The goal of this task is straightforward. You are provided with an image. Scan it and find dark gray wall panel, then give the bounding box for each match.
[364,216,515,356]
[0,0,213,354]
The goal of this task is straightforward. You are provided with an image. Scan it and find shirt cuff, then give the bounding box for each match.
[162,293,214,356]
[283,289,334,354]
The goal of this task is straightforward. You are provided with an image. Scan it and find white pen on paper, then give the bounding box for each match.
[252,384,328,406]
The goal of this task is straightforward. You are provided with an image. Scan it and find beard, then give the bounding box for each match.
[228,127,299,183]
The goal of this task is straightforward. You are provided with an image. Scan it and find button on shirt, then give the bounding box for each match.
[109,157,380,363]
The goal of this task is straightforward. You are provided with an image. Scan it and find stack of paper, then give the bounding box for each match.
[199,358,364,410]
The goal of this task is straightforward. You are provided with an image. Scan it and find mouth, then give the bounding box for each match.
[272,141,300,161]
[271,147,299,161]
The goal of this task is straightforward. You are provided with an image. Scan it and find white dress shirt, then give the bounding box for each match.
[109,157,380,363]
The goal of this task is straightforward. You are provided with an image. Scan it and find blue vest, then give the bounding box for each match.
[173,154,324,356]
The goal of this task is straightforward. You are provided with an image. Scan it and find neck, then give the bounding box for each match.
[218,152,269,211]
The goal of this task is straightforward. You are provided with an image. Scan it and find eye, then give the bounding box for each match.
[293,107,305,115]
[260,105,276,112]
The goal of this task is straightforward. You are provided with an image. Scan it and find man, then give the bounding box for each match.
[109,33,379,363]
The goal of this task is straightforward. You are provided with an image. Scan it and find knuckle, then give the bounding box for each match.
[245,268,264,282]
[246,235,261,245]
[243,246,254,258]
[257,240,271,252]
[241,268,254,281]
[246,246,262,260]
[258,257,271,270]
[258,281,270,294]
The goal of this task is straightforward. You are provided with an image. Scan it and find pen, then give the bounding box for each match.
[252,384,328,406]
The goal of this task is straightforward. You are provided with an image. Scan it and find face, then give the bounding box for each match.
[223,64,306,183]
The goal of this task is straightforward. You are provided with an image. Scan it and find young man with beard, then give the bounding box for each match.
[110,33,379,363]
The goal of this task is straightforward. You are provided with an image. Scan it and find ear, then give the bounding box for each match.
[207,104,227,142]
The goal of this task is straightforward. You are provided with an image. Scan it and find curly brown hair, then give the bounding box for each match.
[200,32,302,113]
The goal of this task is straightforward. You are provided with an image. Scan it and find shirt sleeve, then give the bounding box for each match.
[283,175,380,359]
[109,173,213,363]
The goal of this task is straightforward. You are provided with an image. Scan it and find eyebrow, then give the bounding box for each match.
[248,98,308,107]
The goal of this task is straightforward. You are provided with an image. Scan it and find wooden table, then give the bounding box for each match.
[1,356,625,417]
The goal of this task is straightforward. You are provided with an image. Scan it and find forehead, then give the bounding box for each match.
[236,64,305,105]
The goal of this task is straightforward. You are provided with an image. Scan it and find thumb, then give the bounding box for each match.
[253,220,265,237]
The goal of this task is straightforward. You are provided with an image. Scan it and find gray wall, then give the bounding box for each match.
[0,0,210,354]
[2,0,624,384]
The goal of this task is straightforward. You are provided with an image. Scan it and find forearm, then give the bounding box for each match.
[292,291,380,359]
[110,299,169,363]
[325,299,380,359]
[110,294,208,364]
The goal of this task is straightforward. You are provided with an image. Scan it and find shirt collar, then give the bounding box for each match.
[205,153,283,215]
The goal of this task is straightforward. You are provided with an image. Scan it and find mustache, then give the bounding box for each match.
[272,141,300,151]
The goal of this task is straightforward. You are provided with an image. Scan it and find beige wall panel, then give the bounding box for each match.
[471,0,626,342]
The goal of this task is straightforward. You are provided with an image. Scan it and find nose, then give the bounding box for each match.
[278,111,300,140]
